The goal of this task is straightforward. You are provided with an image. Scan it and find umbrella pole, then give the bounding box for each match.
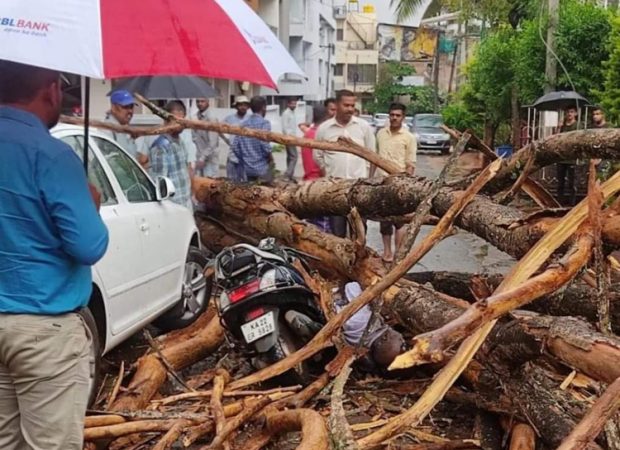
[83,77,90,173]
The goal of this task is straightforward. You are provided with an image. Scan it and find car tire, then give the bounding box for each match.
[79,307,101,407]
[154,246,212,333]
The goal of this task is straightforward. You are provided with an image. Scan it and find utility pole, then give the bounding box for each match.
[545,0,559,93]
[321,43,334,99]
[432,30,441,113]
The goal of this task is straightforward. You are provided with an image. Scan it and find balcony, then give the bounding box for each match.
[334,5,347,19]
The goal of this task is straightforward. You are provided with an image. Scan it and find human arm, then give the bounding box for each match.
[406,133,417,175]
[41,149,109,265]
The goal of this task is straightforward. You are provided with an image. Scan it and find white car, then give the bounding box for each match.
[51,124,210,401]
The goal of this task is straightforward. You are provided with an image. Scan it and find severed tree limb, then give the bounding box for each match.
[390,230,593,369]
[84,419,200,441]
[394,132,470,265]
[509,423,536,450]
[105,361,125,410]
[151,419,193,450]
[225,160,502,391]
[263,409,330,450]
[132,93,401,175]
[205,395,274,450]
[360,167,620,448]
[152,385,300,406]
[210,369,231,450]
[328,356,359,450]
[556,377,620,450]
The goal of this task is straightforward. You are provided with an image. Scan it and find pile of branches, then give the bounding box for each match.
[67,100,620,450]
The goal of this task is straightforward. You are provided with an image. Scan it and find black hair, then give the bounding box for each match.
[389,102,407,114]
[0,60,59,104]
[323,97,336,107]
[250,95,267,113]
[336,89,356,102]
[593,105,605,113]
[164,100,186,115]
[312,105,329,124]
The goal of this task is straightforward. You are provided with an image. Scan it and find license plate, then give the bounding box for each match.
[426,139,437,144]
[241,311,275,344]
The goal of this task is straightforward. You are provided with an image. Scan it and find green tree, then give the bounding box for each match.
[600,16,620,123]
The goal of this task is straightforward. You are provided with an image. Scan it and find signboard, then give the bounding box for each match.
[377,24,438,62]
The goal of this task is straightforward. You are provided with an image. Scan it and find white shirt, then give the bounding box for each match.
[314,116,376,179]
[281,108,298,136]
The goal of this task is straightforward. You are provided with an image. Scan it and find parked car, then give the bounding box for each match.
[51,124,211,403]
[411,114,452,154]
[373,112,389,130]
[359,114,377,133]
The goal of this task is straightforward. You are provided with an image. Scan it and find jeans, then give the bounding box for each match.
[557,162,576,205]
[0,312,91,450]
[285,145,298,179]
[195,159,219,178]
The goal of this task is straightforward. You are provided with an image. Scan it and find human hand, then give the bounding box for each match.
[88,183,101,211]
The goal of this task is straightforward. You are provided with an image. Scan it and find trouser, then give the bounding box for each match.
[0,312,91,450]
[329,216,348,238]
[247,171,274,186]
[380,221,404,236]
[195,158,219,178]
[285,145,298,179]
[557,162,576,205]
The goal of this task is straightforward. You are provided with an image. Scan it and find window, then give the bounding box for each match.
[347,64,377,84]
[93,137,157,203]
[60,136,117,207]
[334,64,344,76]
[337,28,344,41]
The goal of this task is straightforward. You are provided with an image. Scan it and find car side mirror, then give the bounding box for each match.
[156,176,176,201]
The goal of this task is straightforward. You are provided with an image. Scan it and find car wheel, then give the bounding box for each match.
[154,246,212,332]
[78,307,101,407]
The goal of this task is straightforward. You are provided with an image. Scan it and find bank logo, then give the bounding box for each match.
[1,17,51,36]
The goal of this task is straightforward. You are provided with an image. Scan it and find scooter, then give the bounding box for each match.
[209,238,325,383]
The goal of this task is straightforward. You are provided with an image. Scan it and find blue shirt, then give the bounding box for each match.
[149,134,192,210]
[231,114,272,177]
[0,107,109,315]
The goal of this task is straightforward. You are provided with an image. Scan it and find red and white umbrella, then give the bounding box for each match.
[1,0,304,88]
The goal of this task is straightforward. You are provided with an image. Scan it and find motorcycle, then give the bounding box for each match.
[208,238,325,383]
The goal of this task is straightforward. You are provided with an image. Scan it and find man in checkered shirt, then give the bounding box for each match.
[148,101,193,209]
[231,96,273,184]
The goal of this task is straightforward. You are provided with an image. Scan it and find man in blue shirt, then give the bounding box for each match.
[232,96,273,184]
[0,61,109,449]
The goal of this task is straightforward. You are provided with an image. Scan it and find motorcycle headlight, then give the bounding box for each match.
[259,269,277,290]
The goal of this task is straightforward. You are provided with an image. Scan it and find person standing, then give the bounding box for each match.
[301,105,331,232]
[104,89,148,168]
[315,90,376,237]
[370,103,416,262]
[324,97,337,119]
[0,60,109,450]
[223,95,251,182]
[192,97,220,177]
[592,106,610,129]
[281,97,299,180]
[232,96,273,184]
[591,106,617,180]
[556,106,579,205]
[148,101,194,209]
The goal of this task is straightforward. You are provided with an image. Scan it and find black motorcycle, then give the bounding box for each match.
[209,238,325,382]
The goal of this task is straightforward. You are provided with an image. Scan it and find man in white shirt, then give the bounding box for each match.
[315,90,376,236]
[192,98,219,177]
[281,97,299,180]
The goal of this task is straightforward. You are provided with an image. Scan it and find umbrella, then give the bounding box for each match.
[531,91,591,111]
[0,0,304,88]
[111,76,219,100]
[1,0,305,169]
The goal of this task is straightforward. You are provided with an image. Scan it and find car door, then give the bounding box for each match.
[92,136,188,320]
[56,133,147,336]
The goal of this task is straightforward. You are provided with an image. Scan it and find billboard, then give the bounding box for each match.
[377,24,438,62]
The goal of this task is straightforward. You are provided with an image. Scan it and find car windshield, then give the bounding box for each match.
[415,115,443,128]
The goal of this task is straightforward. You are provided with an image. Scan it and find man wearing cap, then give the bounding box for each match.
[223,95,250,182]
[104,90,148,168]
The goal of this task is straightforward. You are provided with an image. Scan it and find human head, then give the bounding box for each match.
[196,98,210,112]
[0,60,62,129]
[388,102,407,130]
[164,100,186,136]
[371,328,405,368]
[324,97,337,119]
[234,95,250,116]
[354,108,360,117]
[312,105,329,126]
[250,96,268,116]
[109,89,136,126]
[565,106,577,123]
[335,89,356,124]
[287,97,297,110]
[592,106,606,126]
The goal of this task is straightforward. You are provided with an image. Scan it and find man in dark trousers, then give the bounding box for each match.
[556,106,579,205]
[0,60,109,449]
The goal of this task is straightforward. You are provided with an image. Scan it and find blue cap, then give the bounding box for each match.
[110,90,136,106]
